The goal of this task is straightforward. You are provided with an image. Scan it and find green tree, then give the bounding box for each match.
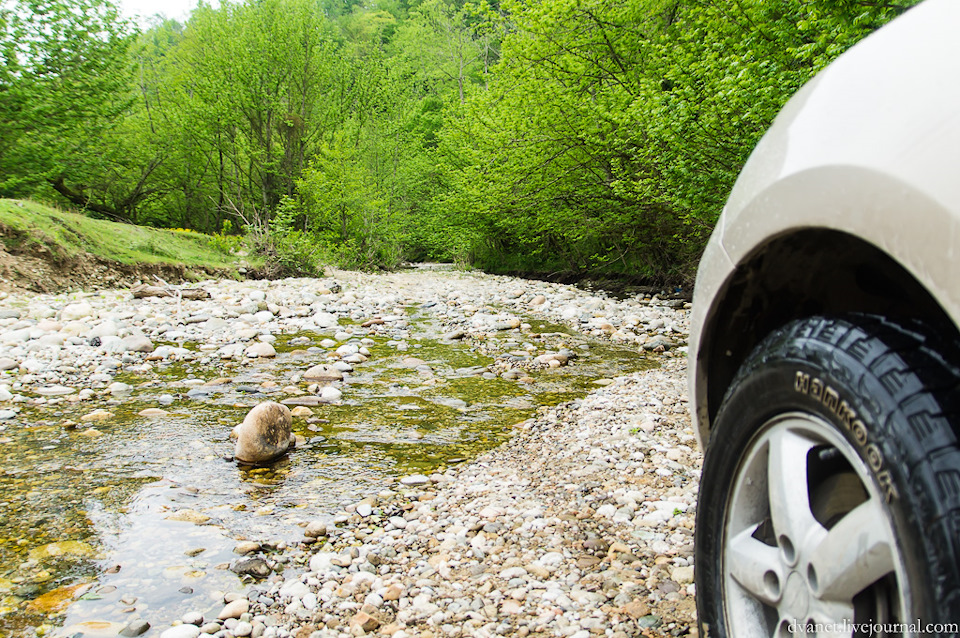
[434,0,917,281]
[0,0,135,207]
[168,0,345,230]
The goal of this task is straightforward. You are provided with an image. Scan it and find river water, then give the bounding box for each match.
[0,305,652,637]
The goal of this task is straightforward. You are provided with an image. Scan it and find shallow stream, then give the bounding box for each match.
[0,306,653,636]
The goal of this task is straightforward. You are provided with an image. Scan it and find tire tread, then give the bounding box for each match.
[700,314,960,635]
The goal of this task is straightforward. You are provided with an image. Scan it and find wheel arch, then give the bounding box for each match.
[699,228,960,443]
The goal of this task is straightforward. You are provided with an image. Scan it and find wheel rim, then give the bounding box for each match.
[722,412,908,637]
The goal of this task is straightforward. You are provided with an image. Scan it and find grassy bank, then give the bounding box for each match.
[0,200,260,292]
[0,199,253,270]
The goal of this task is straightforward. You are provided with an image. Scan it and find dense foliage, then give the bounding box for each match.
[0,0,917,279]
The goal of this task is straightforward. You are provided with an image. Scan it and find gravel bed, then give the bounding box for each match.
[155,271,700,638]
[0,267,699,638]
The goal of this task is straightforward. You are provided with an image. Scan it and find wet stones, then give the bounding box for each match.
[119,619,150,636]
[230,556,272,579]
[0,269,693,637]
[164,510,211,525]
[233,541,261,555]
[234,401,293,465]
[318,386,342,402]
[304,521,327,538]
[302,364,342,383]
[81,409,114,422]
[224,357,698,638]
[244,341,276,358]
[217,597,249,619]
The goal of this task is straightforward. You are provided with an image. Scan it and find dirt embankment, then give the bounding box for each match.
[0,232,242,294]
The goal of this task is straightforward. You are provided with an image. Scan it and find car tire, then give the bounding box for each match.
[695,315,960,637]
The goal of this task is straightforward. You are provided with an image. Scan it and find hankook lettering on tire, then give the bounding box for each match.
[794,370,899,502]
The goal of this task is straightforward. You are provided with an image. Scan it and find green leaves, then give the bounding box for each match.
[0,0,918,280]
[0,0,135,197]
[431,0,918,281]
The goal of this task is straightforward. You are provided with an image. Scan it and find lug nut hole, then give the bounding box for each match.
[779,534,796,564]
[764,570,781,597]
[807,564,819,593]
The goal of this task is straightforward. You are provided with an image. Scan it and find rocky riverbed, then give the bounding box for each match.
[0,267,698,638]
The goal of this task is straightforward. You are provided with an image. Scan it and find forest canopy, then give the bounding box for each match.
[0,0,918,281]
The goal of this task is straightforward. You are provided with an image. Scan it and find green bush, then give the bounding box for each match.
[208,233,244,255]
[269,230,323,276]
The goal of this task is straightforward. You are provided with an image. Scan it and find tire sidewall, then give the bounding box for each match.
[696,341,939,634]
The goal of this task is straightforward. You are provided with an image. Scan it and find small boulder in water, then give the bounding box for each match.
[234,402,292,465]
[230,556,272,579]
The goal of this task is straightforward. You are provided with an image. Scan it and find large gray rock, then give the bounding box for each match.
[122,334,155,353]
[244,341,276,358]
[89,320,119,338]
[303,364,343,382]
[234,402,292,465]
[61,302,94,321]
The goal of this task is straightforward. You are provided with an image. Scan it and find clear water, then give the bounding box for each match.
[0,309,653,636]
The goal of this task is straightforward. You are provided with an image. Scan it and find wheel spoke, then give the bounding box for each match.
[807,498,896,601]
[727,525,784,606]
[808,600,856,637]
[767,426,824,546]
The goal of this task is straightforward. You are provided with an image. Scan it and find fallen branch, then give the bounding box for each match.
[130,283,210,300]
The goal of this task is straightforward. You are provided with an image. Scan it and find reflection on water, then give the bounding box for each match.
[0,309,653,636]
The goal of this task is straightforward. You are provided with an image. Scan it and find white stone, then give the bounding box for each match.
[89,320,119,338]
[61,302,94,321]
[217,598,248,620]
[36,385,74,397]
[596,504,617,519]
[500,566,528,580]
[537,552,565,567]
[320,386,342,402]
[108,382,133,395]
[314,312,338,329]
[245,341,276,358]
[98,335,125,353]
[279,579,310,600]
[336,344,359,356]
[160,625,201,638]
[309,552,337,573]
[479,505,504,519]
